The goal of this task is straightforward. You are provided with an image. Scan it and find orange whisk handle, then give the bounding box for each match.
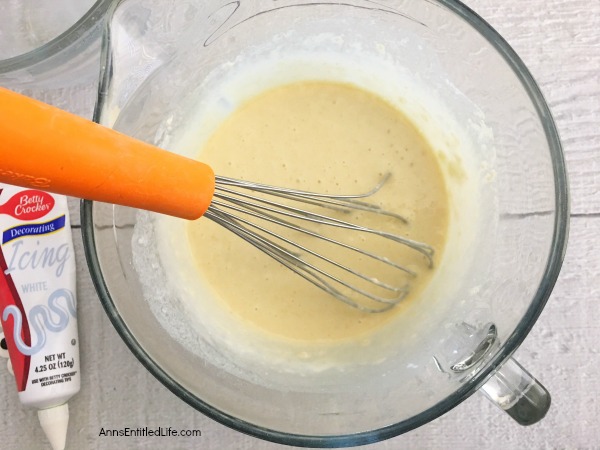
[0,87,215,220]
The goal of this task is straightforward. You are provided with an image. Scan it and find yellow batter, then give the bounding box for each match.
[187,81,449,342]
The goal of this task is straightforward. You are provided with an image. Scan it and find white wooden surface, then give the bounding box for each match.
[1,0,599,448]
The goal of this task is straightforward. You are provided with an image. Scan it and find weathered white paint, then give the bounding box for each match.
[1,0,598,448]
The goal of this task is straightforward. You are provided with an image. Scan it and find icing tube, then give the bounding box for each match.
[0,184,80,450]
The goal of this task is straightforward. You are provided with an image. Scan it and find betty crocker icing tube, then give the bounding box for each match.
[0,184,80,450]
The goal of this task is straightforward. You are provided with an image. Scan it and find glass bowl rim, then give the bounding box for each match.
[0,0,113,74]
[81,0,569,446]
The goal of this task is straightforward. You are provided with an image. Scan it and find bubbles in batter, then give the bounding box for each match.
[186,81,450,342]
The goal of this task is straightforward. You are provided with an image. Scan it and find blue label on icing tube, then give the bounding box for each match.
[2,215,66,244]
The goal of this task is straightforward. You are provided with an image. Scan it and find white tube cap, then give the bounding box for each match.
[38,403,69,450]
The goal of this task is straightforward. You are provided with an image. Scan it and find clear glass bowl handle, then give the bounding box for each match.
[436,322,551,426]
[481,357,551,425]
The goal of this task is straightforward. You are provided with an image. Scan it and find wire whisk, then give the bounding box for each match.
[205,174,434,313]
[0,87,435,313]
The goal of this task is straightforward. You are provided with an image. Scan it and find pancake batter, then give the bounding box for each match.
[187,81,450,342]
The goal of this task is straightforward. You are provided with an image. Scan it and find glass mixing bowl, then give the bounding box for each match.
[0,0,113,89]
[82,0,569,446]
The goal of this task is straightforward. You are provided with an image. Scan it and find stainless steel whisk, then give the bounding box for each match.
[0,87,434,313]
[205,175,434,312]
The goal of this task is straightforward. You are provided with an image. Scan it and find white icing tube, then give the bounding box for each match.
[0,184,80,450]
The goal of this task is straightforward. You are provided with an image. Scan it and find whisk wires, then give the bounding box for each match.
[204,174,434,313]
